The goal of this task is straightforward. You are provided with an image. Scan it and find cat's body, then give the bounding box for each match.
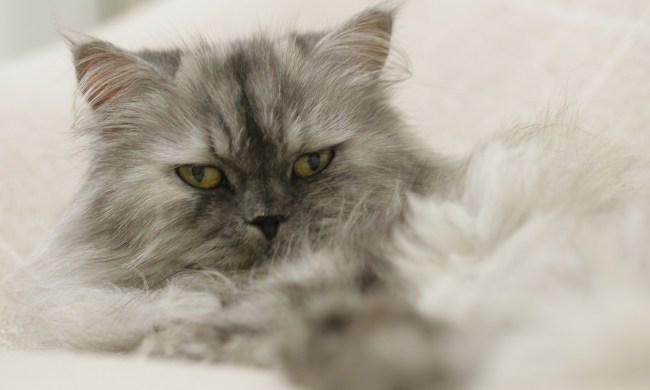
[7,5,650,390]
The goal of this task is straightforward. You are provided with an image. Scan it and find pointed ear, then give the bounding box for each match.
[315,7,395,78]
[71,39,163,110]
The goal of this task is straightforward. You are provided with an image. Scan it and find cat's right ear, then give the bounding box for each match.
[68,37,163,111]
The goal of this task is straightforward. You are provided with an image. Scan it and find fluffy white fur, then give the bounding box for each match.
[394,123,650,389]
[4,119,650,389]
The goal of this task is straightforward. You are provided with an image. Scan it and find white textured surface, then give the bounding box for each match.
[0,351,297,389]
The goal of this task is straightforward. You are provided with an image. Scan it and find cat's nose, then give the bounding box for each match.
[249,215,286,241]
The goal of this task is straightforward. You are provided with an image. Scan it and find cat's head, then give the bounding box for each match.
[67,7,431,285]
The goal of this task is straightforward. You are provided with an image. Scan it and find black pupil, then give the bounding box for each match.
[307,153,321,171]
[191,167,205,182]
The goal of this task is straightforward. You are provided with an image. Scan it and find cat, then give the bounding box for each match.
[7,5,462,389]
[8,4,650,390]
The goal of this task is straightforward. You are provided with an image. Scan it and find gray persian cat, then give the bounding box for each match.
[16,6,461,390]
[13,4,650,390]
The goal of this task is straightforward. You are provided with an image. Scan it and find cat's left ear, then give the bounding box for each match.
[314,6,395,80]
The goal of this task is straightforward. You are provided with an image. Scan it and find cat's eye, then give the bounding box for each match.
[293,150,334,178]
[176,165,223,189]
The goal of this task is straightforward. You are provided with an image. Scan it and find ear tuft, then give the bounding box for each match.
[71,39,160,110]
[315,6,396,77]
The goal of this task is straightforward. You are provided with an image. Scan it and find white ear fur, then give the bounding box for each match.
[315,7,395,77]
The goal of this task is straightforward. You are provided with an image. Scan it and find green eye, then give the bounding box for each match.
[293,150,334,178]
[176,165,223,189]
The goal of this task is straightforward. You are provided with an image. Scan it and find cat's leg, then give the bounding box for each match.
[137,277,296,365]
[140,291,470,390]
[139,255,470,388]
[137,249,380,364]
[138,320,270,363]
[278,294,469,390]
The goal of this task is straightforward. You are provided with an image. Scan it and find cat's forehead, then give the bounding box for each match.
[174,37,355,163]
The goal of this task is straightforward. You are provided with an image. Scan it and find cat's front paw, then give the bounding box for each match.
[137,323,228,362]
[279,296,466,390]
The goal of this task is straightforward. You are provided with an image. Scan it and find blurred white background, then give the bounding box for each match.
[0,0,152,59]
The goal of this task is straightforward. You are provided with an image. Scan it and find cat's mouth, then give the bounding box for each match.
[232,232,293,271]
[183,219,297,273]
[233,246,272,270]
[223,233,280,271]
